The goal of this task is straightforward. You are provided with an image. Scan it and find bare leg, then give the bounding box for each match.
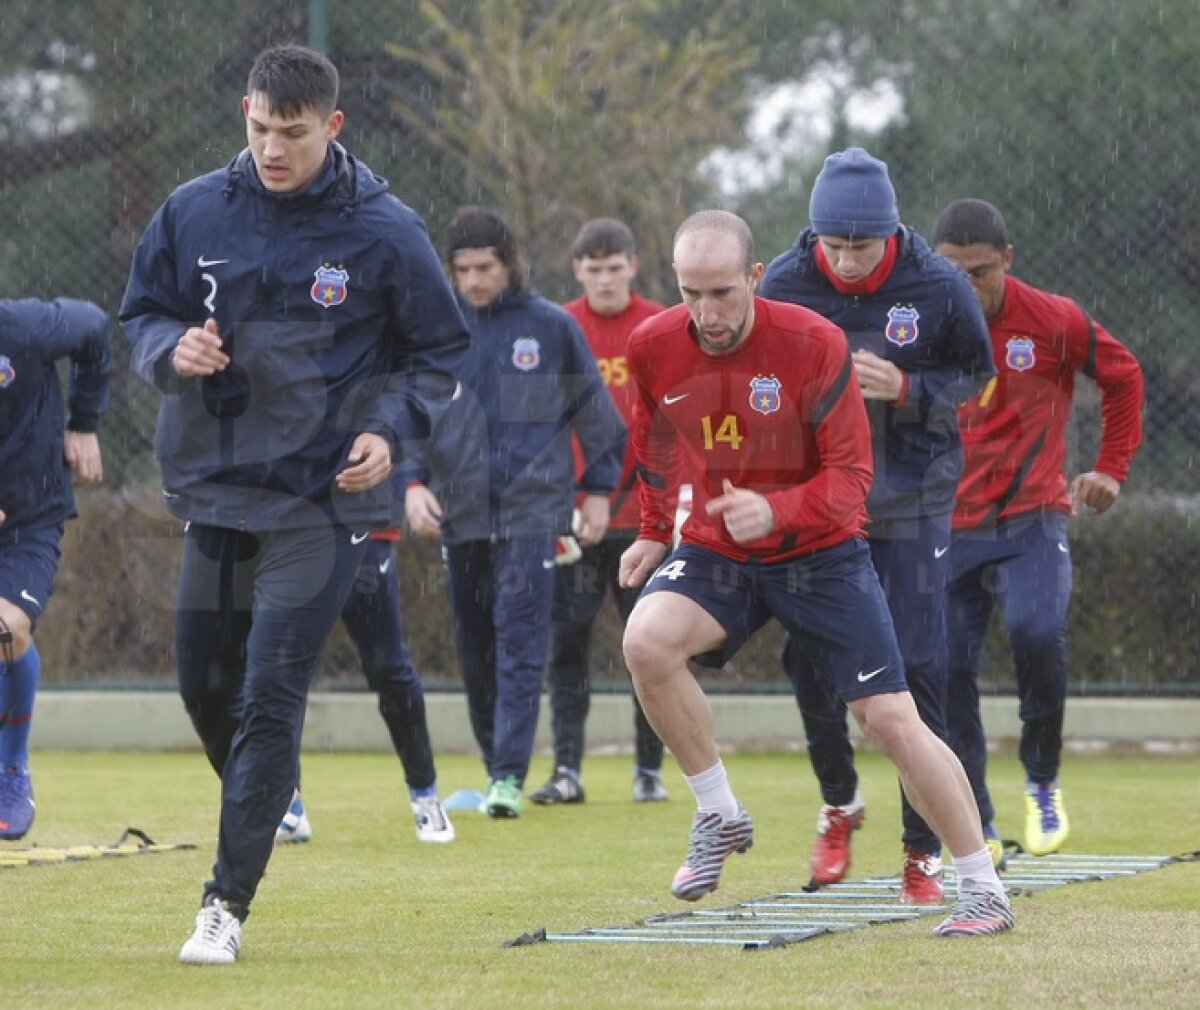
[0,600,33,658]
[622,592,727,776]
[848,691,984,858]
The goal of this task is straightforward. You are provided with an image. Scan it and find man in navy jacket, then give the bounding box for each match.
[405,206,625,820]
[760,148,994,903]
[0,297,110,842]
[120,45,469,966]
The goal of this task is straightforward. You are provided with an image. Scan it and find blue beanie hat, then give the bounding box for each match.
[808,147,899,238]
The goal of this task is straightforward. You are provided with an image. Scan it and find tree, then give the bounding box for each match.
[869,0,1200,491]
[874,1,1200,335]
[385,0,758,301]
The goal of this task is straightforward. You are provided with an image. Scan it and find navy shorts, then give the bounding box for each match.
[641,538,906,702]
[0,523,64,628]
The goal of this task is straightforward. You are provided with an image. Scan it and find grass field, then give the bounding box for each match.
[2,747,1198,1010]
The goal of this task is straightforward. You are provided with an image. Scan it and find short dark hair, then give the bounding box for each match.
[674,210,755,271]
[443,205,529,290]
[932,199,1010,251]
[571,218,637,261]
[247,45,339,119]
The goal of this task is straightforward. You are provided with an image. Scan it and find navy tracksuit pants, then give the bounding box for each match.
[443,536,556,785]
[175,522,367,911]
[339,538,436,792]
[545,534,664,773]
[946,511,1072,825]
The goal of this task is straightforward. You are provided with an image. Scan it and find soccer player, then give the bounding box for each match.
[275,528,455,847]
[0,297,110,840]
[404,206,625,820]
[120,45,469,965]
[931,198,1144,857]
[619,209,1012,937]
[531,218,670,807]
[760,148,995,902]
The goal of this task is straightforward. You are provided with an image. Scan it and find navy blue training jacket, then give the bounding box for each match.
[120,144,470,532]
[404,287,626,543]
[0,298,111,533]
[761,227,995,523]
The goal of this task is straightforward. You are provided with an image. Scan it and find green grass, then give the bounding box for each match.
[3,748,1198,1009]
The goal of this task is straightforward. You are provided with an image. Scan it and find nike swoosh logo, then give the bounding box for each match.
[20,589,42,610]
[934,546,949,558]
[197,256,229,267]
[663,392,689,405]
[857,665,886,683]
[1057,542,1069,553]
[351,532,370,545]
[378,557,392,574]
[542,559,556,570]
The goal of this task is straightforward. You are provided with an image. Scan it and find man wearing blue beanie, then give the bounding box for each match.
[807,147,901,239]
[761,148,1000,910]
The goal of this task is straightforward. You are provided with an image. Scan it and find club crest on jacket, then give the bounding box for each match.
[311,264,349,308]
[512,337,540,371]
[885,304,920,346]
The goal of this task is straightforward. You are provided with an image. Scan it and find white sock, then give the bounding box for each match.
[953,847,1005,897]
[685,760,739,820]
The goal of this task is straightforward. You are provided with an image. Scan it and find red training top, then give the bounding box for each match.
[954,274,1143,530]
[626,297,873,563]
[563,290,668,531]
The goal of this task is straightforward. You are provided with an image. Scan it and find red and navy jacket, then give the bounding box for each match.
[0,297,110,534]
[761,226,995,525]
[954,274,1143,530]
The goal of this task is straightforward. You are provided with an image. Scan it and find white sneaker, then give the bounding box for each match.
[412,796,456,843]
[633,769,669,803]
[179,898,243,965]
[275,789,312,844]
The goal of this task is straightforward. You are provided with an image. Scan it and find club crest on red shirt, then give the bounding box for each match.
[749,375,782,415]
[1005,336,1036,371]
[311,264,349,308]
[885,304,920,346]
[0,355,14,388]
[512,337,540,371]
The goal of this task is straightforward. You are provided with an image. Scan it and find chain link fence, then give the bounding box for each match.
[2,2,1196,693]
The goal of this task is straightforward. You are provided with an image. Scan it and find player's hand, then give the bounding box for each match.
[1070,471,1121,515]
[172,318,229,377]
[336,433,391,493]
[575,494,611,546]
[705,478,774,543]
[405,483,444,537]
[852,349,905,401]
[0,508,6,526]
[619,538,669,589]
[64,431,103,486]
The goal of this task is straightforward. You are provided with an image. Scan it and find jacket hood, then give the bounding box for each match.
[222,142,391,218]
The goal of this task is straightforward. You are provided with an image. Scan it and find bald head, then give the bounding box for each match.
[673,210,756,271]
[672,210,763,355]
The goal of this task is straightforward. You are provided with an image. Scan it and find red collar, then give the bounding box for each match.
[814,234,898,294]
